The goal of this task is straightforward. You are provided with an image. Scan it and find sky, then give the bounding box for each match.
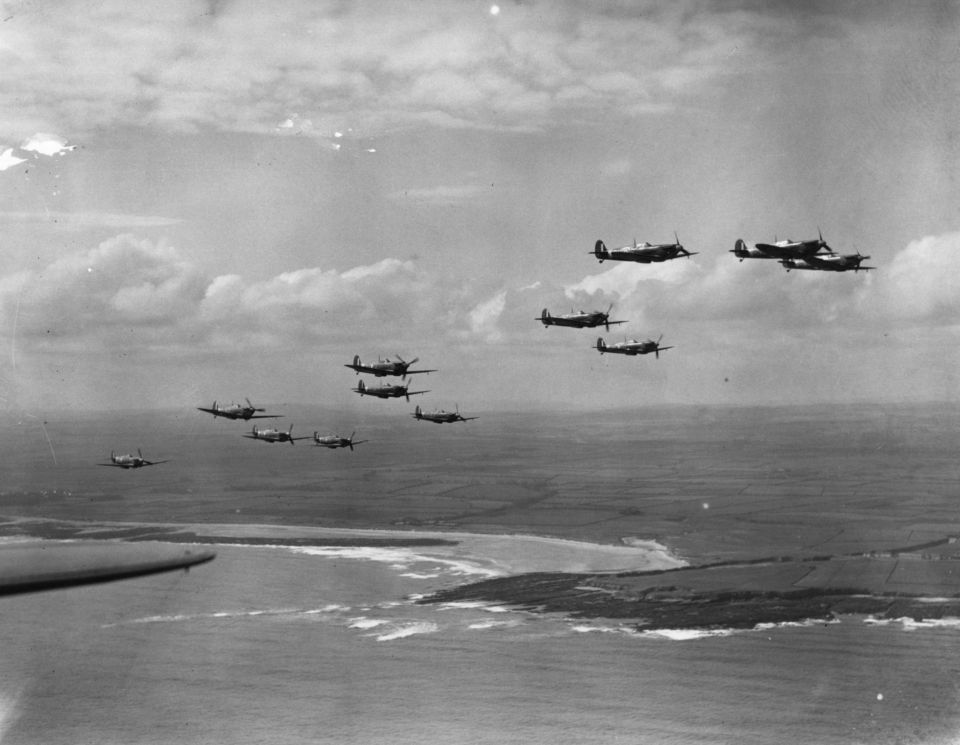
[0,0,959,412]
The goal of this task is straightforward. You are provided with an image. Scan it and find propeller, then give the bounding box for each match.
[817,226,832,254]
[246,397,265,412]
[604,303,614,332]
[287,424,295,445]
[655,334,663,359]
[348,431,356,451]
[396,354,418,379]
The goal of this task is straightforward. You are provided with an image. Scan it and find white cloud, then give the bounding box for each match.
[0,2,781,139]
[857,232,960,324]
[468,290,507,342]
[0,148,26,171]
[565,260,699,300]
[20,133,75,156]
[0,235,496,357]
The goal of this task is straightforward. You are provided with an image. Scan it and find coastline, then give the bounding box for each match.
[11,515,960,632]
[0,515,686,576]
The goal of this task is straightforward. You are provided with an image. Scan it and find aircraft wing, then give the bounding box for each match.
[0,541,215,596]
[97,463,128,467]
[246,414,282,419]
[196,407,227,417]
[606,320,628,326]
[407,390,430,396]
[458,416,479,421]
[403,369,437,375]
[142,460,170,467]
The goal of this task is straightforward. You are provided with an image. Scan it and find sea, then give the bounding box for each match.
[0,403,959,744]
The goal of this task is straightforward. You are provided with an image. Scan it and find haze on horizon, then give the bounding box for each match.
[0,1,958,414]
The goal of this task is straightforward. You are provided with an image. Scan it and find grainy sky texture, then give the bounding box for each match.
[0,0,959,411]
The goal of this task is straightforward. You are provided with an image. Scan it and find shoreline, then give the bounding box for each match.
[0,515,686,576]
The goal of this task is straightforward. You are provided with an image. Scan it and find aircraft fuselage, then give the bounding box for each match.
[593,239,694,264]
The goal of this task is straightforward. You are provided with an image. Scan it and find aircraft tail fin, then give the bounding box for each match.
[357,379,366,394]
[414,405,422,419]
[596,337,606,353]
[593,240,609,261]
[732,239,748,258]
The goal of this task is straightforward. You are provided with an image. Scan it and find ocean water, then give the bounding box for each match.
[2,403,960,744]
[0,538,959,745]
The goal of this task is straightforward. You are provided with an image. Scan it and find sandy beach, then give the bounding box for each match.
[0,515,687,577]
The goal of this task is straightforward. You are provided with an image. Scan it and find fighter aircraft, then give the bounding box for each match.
[197,398,281,421]
[353,379,429,402]
[243,424,309,444]
[537,305,627,332]
[313,431,367,450]
[591,234,696,264]
[412,404,478,424]
[344,354,436,379]
[730,230,834,261]
[596,335,673,358]
[98,449,169,469]
[779,251,874,273]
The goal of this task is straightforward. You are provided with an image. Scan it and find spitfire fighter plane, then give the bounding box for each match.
[313,432,367,450]
[243,424,309,444]
[537,305,626,332]
[353,379,429,402]
[98,449,169,469]
[412,405,478,424]
[731,230,834,262]
[197,398,281,421]
[592,234,696,264]
[780,251,874,273]
[345,355,436,379]
[596,335,673,358]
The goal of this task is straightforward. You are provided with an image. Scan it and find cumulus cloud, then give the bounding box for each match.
[20,133,75,156]
[0,1,780,140]
[0,149,27,171]
[468,290,507,342]
[0,235,502,358]
[0,131,76,172]
[857,232,960,324]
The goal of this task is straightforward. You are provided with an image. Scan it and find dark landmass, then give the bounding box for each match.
[420,542,960,630]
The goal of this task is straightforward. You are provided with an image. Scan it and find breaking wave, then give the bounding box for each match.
[286,545,503,579]
[102,605,349,628]
[369,621,439,642]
